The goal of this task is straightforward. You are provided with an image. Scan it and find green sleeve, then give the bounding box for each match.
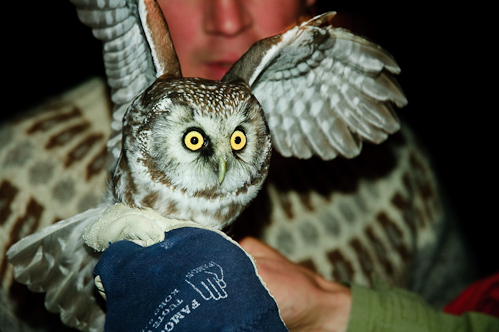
[346,281,499,332]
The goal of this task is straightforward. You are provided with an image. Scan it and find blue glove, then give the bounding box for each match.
[93,227,288,332]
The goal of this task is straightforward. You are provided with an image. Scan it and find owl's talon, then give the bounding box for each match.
[84,204,187,251]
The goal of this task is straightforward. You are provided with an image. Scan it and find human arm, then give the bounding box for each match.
[348,281,499,332]
[239,237,499,332]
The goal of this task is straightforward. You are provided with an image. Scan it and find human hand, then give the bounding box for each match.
[239,237,352,332]
[92,228,288,331]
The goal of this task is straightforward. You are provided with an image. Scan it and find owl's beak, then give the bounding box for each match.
[218,157,227,184]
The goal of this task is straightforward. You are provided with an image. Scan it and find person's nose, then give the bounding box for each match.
[204,0,252,36]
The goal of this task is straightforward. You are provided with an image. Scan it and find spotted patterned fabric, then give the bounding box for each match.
[0,78,112,331]
[233,126,475,303]
[0,78,474,331]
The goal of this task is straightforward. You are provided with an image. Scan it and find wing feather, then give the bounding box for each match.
[295,98,336,160]
[70,0,179,161]
[7,206,108,332]
[223,12,407,160]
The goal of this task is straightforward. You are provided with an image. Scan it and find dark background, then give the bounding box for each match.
[3,2,496,277]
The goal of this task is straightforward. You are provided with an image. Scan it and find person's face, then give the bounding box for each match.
[158,0,315,80]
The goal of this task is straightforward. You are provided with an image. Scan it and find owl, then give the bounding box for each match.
[7,0,406,331]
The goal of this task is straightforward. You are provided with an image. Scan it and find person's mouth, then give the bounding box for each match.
[204,61,236,80]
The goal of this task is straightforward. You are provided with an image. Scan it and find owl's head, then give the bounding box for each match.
[113,76,272,229]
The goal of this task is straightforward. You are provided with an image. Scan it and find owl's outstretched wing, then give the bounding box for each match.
[7,206,108,332]
[223,12,407,160]
[70,0,181,160]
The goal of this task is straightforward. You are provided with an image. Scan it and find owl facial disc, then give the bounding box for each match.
[115,77,272,229]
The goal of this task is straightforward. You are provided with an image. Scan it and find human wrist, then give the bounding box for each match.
[316,279,352,332]
[293,277,352,332]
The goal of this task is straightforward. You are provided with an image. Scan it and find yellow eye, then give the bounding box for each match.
[184,130,204,151]
[230,130,246,151]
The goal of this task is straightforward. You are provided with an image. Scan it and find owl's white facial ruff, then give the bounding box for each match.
[113,77,272,229]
